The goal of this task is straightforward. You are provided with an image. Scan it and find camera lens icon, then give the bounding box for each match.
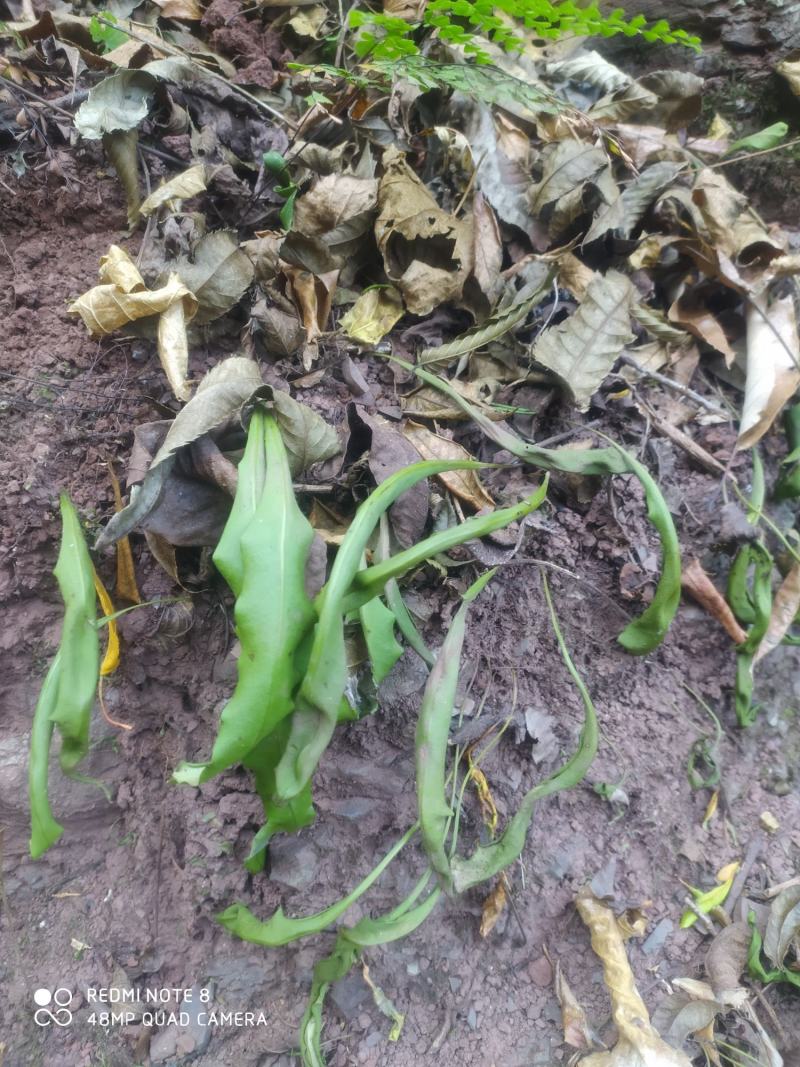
[33,988,73,1026]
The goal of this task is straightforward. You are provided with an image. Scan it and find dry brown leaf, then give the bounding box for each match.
[576,888,693,1067]
[340,286,404,345]
[754,560,800,663]
[107,462,141,604]
[471,192,503,305]
[139,163,206,217]
[668,294,736,365]
[704,922,750,1009]
[554,960,599,1049]
[402,421,494,510]
[402,380,504,422]
[692,170,785,266]
[738,292,800,449]
[555,251,596,301]
[309,499,350,545]
[681,558,748,644]
[479,880,507,938]
[375,146,473,315]
[152,0,203,17]
[144,530,180,585]
[69,246,198,401]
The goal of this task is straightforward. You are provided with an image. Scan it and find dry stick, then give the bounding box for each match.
[93,16,298,130]
[636,396,728,477]
[724,831,764,918]
[618,353,730,417]
[761,873,800,900]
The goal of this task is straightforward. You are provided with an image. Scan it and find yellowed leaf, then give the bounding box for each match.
[668,295,736,365]
[576,888,693,1067]
[107,461,141,604]
[402,421,494,510]
[92,568,119,677]
[69,248,198,401]
[479,880,507,938]
[777,54,800,99]
[738,292,800,449]
[340,286,404,345]
[139,163,206,217]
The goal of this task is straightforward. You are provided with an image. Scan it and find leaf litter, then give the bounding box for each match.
[4,4,800,1065]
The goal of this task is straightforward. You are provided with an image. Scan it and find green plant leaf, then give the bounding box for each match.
[217,823,419,946]
[727,122,789,155]
[173,410,316,786]
[29,495,100,858]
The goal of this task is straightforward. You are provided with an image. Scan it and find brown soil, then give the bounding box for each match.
[1,153,799,1067]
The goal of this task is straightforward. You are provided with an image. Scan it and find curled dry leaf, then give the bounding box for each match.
[692,170,785,266]
[283,174,379,274]
[139,163,207,217]
[340,285,404,345]
[375,145,473,316]
[753,561,800,664]
[479,879,507,939]
[576,888,693,1067]
[531,270,636,411]
[68,245,197,402]
[554,960,601,1049]
[470,192,503,307]
[402,421,494,510]
[668,293,736,365]
[738,293,800,449]
[681,558,748,645]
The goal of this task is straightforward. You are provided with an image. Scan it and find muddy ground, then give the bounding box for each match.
[1,150,799,1067]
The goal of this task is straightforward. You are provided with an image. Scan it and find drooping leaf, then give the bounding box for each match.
[96,357,263,548]
[29,496,100,858]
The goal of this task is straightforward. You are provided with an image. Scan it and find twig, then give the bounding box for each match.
[636,396,728,477]
[619,353,729,416]
[724,832,763,918]
[93,16,298,130]
[761,873,800,900]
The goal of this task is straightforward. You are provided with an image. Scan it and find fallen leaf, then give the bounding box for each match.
[139,163,206,217]
[754,561,800,663]
[529,140,614,237]
[69,246,197,401]
[576,888,693,1067]
[470,192,503,306]
[152,0,203,17]
[102,129,141,228]
[704,922,750,1008]
[651,985,723,1051]
[96,357,263,548]
[479,880,507,939]
[73,69,156,139]
[284,265,339,347]
[668,293,736,365]
[554,960,599,1048]
[681,558,748,645]
[375,145,473,315]
[282,174,379,274]
[340,286,404,345]
[173,230,254,324]
[267,386,340,476]
[531,270,636,411]
[692,170,785,266]
[763,885,800,969]
[738,293,800,449]
[402,421,493,510]
[545,50,630,94]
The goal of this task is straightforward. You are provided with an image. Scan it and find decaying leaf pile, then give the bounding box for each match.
[4,2,800,1065]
